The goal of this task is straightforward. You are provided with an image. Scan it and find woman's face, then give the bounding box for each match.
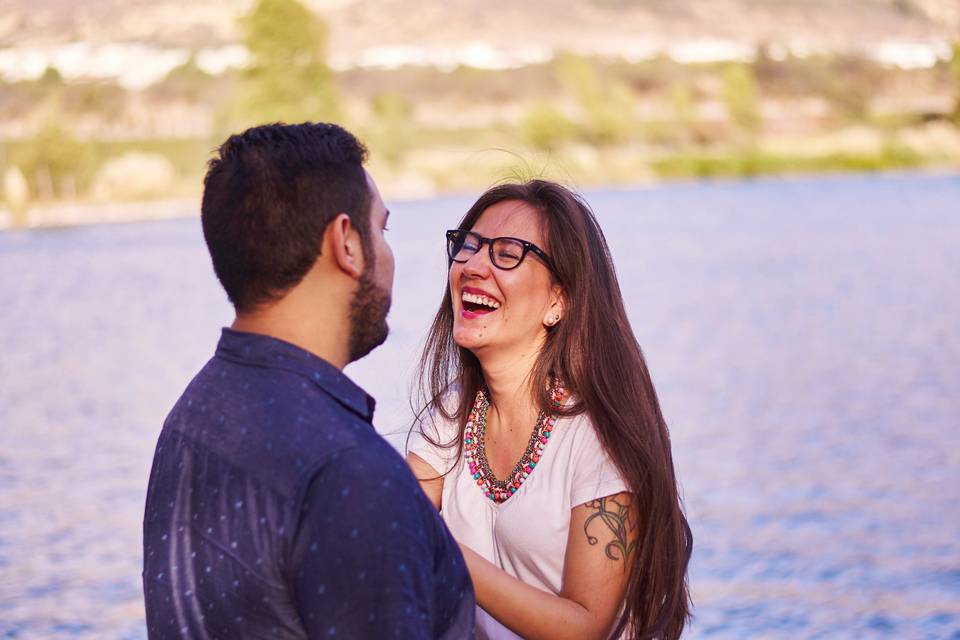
[449,200,562,358]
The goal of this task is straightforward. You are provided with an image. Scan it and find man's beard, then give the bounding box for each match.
[346,265,392,363]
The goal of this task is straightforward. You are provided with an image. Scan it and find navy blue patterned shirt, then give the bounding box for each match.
[143,329,475,639]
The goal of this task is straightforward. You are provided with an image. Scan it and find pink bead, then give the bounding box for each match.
[524,465,532,473]
[539,436,547,444]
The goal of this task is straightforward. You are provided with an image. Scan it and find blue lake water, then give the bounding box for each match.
[1,173,958,638]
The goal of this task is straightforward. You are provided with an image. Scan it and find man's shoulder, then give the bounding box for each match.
[161,355,382,500]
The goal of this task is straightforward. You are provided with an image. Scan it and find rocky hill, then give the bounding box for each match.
[2,0,957,53]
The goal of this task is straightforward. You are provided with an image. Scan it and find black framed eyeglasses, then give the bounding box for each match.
[446,229,556,273]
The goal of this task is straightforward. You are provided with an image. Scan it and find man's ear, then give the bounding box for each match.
[327,213,365,279]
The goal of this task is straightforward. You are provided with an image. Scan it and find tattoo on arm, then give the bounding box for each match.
[584,496,636,566]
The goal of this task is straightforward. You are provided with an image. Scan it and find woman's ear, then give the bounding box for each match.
[327,213,364,279]
[543,285,566,327]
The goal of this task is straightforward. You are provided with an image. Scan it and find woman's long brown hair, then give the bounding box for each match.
[412,179,692,639]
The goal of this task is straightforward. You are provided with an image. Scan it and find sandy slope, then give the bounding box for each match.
[1,0,956,51]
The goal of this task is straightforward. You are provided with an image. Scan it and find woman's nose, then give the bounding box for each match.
[462,246,492,277]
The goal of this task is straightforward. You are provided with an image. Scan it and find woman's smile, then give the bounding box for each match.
[460,286,501,319]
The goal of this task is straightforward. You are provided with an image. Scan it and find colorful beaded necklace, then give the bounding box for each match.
[463,381,565,504]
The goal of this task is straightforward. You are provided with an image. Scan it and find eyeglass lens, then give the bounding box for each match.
[448,232,526,269]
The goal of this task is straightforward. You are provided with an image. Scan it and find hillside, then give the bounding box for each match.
[1,0,957,53]
[2,0,959,226]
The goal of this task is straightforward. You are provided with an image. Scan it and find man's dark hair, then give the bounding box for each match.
[201,122,371,313]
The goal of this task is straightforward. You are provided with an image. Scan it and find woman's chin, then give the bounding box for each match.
[452,326,491,353]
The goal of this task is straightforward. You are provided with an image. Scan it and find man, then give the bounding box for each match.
[142,123,475,639]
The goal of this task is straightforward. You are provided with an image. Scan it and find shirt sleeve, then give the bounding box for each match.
[289,448,444,640]
[569,421,630,508]
[406,408,461,476]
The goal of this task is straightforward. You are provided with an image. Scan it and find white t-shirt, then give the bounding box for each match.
[408,403,628,640]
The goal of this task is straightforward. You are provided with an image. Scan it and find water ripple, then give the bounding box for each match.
[1,173,959,638]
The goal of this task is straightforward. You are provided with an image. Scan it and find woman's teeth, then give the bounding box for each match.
[462,292,500,310]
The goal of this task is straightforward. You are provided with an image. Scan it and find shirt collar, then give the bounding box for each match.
[215,328,376,421]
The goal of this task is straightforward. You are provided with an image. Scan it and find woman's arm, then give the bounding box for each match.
[405,452,444,510]
[462,492,636,640]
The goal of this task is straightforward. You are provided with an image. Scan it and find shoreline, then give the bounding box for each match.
[0,198,199,231]
[1,166,958,232]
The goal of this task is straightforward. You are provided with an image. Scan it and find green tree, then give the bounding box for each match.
[824,55,874,121]
[557,53,636,146]
[152,55,214,100]
[366,92,414,166]
[38,66,64,88]
[17,120,97,200]
[722,64,762,138]
[667,82,701,147]
[235,0,339,126]
[520,102,576,151]
[63,81,126,118]
[371,92,408,118]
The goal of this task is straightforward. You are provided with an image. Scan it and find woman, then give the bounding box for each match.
[407,180,691,640]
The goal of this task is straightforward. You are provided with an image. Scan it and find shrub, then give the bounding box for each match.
[520,102,576,151]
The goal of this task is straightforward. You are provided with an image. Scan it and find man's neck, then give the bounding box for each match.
[232,299,350,370]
